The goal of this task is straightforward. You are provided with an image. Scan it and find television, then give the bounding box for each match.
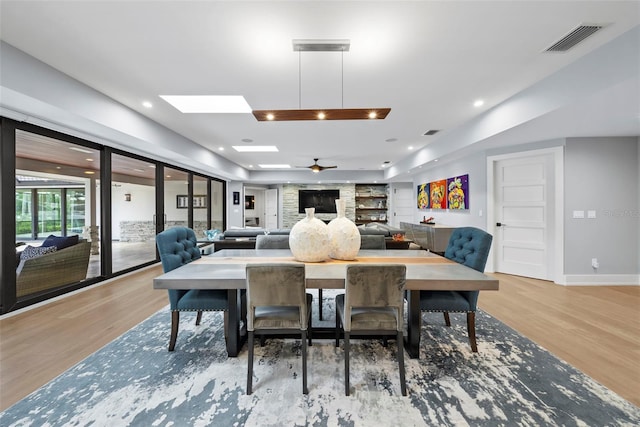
[298,189,340,214]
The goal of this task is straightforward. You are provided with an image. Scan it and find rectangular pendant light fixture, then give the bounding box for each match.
[253,39,390,121]
[252,108,391,121]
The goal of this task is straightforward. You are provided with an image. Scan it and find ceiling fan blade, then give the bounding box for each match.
[319,165,337,170]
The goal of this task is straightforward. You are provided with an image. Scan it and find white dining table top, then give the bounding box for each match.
[153,249,499,291]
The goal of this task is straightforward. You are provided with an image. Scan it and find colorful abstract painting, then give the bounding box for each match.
[447,174,469,210]
[417,183,429,209]
[429,179,447,209]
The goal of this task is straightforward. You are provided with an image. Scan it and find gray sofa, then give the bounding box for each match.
[213,224,408,251]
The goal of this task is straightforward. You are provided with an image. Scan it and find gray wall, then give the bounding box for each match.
[412,136,640,280]
[564,137,639,275]
[411,152,487,229]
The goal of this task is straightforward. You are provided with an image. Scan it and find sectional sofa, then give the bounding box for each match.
[211,223,408,251]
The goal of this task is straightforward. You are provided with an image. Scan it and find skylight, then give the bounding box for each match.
[232,146,279,152]
[160,95,252,113]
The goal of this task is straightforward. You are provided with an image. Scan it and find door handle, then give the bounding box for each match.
[496,222,505,227]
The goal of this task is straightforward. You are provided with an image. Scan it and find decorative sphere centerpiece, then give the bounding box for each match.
[289,208,330,262]
[327,199,360,260]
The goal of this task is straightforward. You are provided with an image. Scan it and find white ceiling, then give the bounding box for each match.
[1,1,639,182]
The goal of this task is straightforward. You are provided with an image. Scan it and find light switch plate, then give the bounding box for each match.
[573,210,585,219]
[587,210,596,219]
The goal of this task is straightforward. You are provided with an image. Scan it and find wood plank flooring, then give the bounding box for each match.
[1,267,638,411]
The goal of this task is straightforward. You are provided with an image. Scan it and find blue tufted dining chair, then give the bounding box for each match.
[156,227,229,351]
[419,227,493,352]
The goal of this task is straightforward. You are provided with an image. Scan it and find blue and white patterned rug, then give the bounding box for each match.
[2,292,639,426]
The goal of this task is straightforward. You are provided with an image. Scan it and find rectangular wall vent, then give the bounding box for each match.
[545,24,604,52]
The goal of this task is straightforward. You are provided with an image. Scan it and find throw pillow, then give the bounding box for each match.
[42,234,79,250]
[204,229,221,241]
[20,245,57,261]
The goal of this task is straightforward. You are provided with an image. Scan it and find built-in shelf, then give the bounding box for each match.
[355,184,388,225]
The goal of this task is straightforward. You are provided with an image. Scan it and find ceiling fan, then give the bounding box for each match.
[298,158,337,173]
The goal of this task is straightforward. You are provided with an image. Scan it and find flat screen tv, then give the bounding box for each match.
[298,189,340,214]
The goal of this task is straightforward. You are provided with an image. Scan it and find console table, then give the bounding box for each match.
[400,222,455,253]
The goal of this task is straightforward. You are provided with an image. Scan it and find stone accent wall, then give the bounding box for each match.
[282,184,356,228]
[119,220,222,242]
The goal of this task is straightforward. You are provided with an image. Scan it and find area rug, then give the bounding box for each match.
[2,293,639,427]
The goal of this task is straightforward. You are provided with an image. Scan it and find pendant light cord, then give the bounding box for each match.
[299,51,302,110]
[341,49,344,109]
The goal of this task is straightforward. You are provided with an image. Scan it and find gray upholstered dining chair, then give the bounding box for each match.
[256,233,328,323]
[255,234,290,249]
[359,234,387,249]
[419,227,493,352]
[156,227,229,351]
[246,263,312,395]
[335,264,407,396]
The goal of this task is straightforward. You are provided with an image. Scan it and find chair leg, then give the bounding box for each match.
[443,312,451,326]
[301,330,308,394]
[344,331,350,396]
[397,331,407,396]
[318,289,323,320]
[223,311,229,346]
[335,313,340,347]
[260,335,266,347]
[308,311,313,347]
[247,331,254,395]
[467,312,478,352]
[169,311,179,351]
[195,310,203,326]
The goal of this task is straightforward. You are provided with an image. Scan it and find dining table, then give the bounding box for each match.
[153,249,499,358]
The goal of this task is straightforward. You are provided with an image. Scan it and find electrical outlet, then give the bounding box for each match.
[591,258,599,269]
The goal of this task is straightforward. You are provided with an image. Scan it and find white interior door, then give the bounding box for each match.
[390,183,414,227]
[493,153,556,280]
[265,188,278,229]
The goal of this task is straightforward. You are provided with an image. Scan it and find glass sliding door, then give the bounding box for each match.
[163,167,189,230]
[37,189,62,236]
[211,179,224,231]
[14,129,100,298]
[111,153,157,273]
[193,174,208,239]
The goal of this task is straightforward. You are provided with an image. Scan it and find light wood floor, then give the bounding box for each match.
[1,268,638,411]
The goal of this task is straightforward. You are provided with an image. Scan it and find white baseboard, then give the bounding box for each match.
[561,274,639,286]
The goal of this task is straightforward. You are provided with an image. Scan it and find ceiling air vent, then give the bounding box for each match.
[423,130,440,136]
[544,24,604,52]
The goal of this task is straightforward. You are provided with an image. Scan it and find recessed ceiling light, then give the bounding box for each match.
[368,111,377,119]
[258,164,291,169]
[473,100,485,107]
[84,171,95,175]
[86,158,94,162]
[218,147,224,151]
[133,168,145,172]
[232,146,279,152]
[142,101,153,108]
[408,146,414,150]
[317,112,326,120]
[160,95,252,113]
